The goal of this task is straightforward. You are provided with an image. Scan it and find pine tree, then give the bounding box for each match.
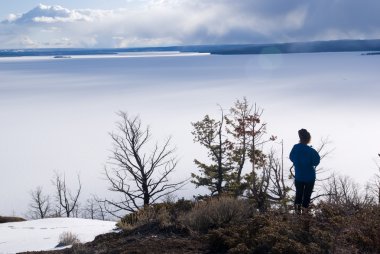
[191,111,233,196]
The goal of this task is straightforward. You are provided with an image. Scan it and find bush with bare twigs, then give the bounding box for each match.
[56,231,80,247]
[180,196,251,233]
[117,199,193,232]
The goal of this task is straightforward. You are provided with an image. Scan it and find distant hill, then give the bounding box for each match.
[202,39,380,55]
[1,39,380,57]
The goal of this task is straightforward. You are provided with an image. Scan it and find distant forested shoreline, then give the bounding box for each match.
[1,39,380,57]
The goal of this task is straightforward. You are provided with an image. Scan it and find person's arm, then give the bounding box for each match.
[289,145,296,163]
[312,148,320,166]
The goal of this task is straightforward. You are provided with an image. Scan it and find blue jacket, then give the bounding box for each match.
[290,143,320,182]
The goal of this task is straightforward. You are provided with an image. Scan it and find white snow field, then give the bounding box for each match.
[0,218,117,253]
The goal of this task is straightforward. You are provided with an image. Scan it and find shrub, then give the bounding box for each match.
[57,231,80,247]
[180,196,251,233]
[207,213,324,254]
[206,203,380,254]
[314,202,380,253]
[114,198,379,253]
[118,199,194,231]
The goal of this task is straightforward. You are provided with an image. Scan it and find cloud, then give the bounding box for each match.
[1,0,380,48]
[3,4,99,24]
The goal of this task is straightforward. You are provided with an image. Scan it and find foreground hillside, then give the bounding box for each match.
[21,197,380,254]
[26,225,208,254]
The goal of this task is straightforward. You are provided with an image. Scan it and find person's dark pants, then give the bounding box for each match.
[295,180,315,208]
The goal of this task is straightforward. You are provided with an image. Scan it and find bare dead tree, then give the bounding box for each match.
[245,144,290,212]
[52,172,82,218]
[51,202,63,218]
[83,196,107,220]
[247,156,272,211]
[374,168,380,204]
[104,112,186,217]
[96,198,107,220]
[323,156,380,207]
[374,159,380,204]
[72,201,81,218]
[83,198,97,219]
[366,160,380,204]
[323,173,362,207]
[28,186,51,219]
[266,142,292,211]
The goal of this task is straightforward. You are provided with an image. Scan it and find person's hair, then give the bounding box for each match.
[298,129,311,144]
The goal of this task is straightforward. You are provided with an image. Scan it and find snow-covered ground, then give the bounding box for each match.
[0,218,117,253]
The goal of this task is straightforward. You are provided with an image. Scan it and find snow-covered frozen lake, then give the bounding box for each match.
[0,52,379,216]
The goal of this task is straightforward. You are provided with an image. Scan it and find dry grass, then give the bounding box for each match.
[207,202,380,254]
[113,197,380,254]
[180,195,251,233]
[117,199,193,231]
[117,204,171,230]
[57,231,80,247]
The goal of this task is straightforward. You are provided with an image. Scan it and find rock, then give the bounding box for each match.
[0,216,26,223]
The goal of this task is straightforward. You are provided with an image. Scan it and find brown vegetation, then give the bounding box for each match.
[0,216,26,223]
[23,196,380,254]
[207,201,380,253]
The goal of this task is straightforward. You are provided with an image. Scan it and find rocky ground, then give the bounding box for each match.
[0,216,26,223]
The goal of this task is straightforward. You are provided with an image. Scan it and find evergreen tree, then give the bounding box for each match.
[226,98,276,210]
[192,99,283,205]
[191,111,233,196]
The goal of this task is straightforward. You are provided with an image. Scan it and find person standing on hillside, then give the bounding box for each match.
[290,129,320,214]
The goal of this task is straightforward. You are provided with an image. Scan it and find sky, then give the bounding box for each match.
[0,0,380,48]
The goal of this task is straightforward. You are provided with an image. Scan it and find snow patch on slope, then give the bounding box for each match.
[0,218,117,253]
